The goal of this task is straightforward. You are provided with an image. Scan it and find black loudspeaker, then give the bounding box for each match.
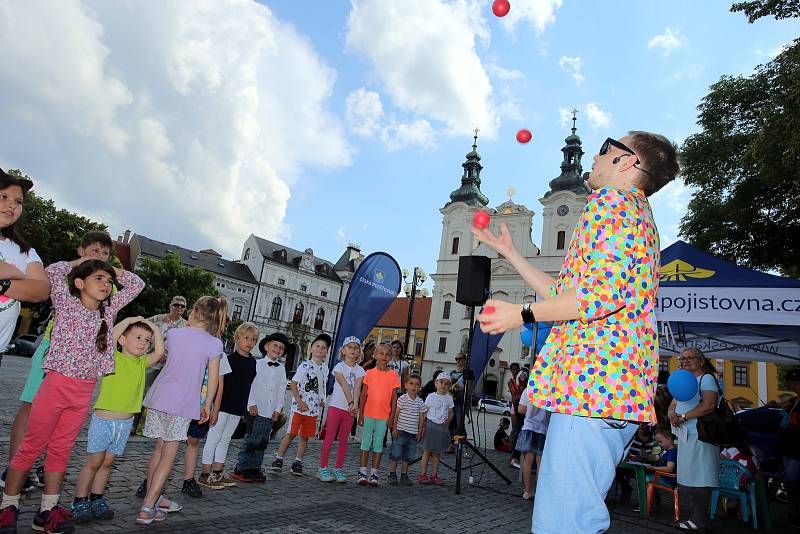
[456,255,491,307]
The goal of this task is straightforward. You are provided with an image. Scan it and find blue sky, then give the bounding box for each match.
[0,1,797,288]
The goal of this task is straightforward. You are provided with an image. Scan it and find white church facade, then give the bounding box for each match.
[421,117,590,400]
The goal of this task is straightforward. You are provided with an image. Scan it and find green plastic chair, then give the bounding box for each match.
[710,459,757,529]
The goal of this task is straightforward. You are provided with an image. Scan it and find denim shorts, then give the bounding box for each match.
[87,413,134,456]
[389,430,418,463]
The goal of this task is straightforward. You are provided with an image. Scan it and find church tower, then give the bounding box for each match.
[538,111,589,273]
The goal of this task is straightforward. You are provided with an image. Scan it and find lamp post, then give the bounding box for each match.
[402,267,429,373]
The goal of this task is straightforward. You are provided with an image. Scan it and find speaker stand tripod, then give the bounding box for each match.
[452,305,511,494]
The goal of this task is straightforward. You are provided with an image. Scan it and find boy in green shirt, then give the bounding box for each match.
[70,316,164,523]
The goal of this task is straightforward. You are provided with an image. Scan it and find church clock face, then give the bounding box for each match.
[557,204,569,216]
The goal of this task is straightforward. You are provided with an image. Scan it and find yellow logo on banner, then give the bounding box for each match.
[660,259,716,282]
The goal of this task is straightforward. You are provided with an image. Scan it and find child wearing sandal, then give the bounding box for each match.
[0,258,144,534]
[71,317,164,523]
[136,296,227,525]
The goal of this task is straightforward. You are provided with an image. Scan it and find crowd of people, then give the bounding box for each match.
[0,123,796,534]
[0,169,495,533]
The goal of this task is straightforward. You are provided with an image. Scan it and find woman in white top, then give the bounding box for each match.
[0,169,50,353]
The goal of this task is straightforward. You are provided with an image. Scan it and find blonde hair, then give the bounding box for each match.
[193,296,228,337]
[339,343,362,362]
[234,321,259,339]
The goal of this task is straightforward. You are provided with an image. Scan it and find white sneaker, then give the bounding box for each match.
[510,459,521,469]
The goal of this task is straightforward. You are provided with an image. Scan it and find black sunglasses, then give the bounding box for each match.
[171,303,186,308]
[599,138,655,179]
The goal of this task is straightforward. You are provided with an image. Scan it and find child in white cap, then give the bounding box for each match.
[418,372,454,485]
[318,336,364,483]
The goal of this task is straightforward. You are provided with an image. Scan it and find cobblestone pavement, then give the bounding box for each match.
[0,355,789,533]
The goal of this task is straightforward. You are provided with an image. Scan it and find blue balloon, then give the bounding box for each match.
[667,369,697,402]
[520,329,533,347]
[523,322,534,330]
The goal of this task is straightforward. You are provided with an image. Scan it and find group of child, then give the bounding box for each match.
[0,230,468,534]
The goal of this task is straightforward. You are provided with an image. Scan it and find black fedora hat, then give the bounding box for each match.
[0,168,33,193]
[259,332,295,359]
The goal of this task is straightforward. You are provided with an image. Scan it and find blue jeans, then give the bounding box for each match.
[532,412,637,534]
[389,430,418,463]
[235,415,272,471]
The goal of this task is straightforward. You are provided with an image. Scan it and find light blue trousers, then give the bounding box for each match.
[532,412,637,534]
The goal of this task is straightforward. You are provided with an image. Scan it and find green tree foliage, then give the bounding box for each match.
[121,253,219,320]
[731,0,800,22]
[7,169,108,265]
[679,6,799,277]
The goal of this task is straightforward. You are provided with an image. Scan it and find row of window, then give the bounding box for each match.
[215,282,250,294]
[275,278,327,297]
[269,297,326,330]
[450,230,566,256]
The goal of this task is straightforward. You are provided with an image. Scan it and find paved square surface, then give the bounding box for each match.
[0,355,789,533]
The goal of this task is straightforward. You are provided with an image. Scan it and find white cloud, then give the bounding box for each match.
[0,0,351,256]
[346,88,384,137]
[648,27,684,56]
[381,118,437,152]
[584,102,611,129]
[345,88,438,151]
[487,63,525,82]
[756,44,788,58]
[346,0,498,137]
[558,56,584,85]
[501,0,563,34]
[558,107,573,128]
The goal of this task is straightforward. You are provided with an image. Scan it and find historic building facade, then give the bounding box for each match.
[239,234,362,372]
[422,117,589,399]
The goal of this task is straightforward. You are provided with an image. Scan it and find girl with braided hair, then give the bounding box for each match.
[0,257,144,534]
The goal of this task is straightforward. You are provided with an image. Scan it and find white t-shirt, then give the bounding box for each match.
[387,358,408,381]
[0,239,41,351]
[424,391,454,425]
[329,360,365,411]
[520,390,550,434]
[291,359,329,417]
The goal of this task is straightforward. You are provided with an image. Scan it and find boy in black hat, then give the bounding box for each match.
[231,332,293,482]
[273,333,331,475]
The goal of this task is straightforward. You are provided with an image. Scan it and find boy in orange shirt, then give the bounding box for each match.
[357,342,400,486]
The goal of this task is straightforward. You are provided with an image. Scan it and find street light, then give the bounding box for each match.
[402,267,429,373]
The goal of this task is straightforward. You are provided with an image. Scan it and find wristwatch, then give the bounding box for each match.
[521,302,535,324]
[0,279,11,296]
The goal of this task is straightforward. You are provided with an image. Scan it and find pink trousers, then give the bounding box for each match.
[320,406,354,469]
[11,372,95,473]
